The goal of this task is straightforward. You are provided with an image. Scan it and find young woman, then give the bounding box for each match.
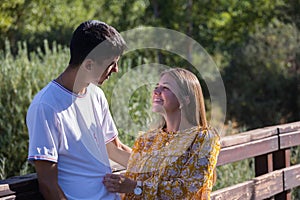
[103,68,220,200]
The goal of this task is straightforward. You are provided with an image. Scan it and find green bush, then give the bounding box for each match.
[214,158,255,190]
[0,40,67,178]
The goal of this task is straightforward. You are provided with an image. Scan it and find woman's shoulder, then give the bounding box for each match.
[137,129,158,139]
[190,126,220,140]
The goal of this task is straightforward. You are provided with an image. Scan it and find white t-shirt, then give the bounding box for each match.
[27,81,120,200]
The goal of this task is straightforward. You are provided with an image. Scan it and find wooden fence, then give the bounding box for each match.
[0,121,300,200]
[211,121,300,200]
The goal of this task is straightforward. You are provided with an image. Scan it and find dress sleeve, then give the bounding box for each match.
[141,130,220,200]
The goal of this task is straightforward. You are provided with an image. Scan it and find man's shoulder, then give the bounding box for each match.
[88,83,105,96]
[87,84,108,105]
[32,82,54,100]
[29,81,64,108]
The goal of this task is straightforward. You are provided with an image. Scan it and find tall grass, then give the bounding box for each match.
[0,40,67,178]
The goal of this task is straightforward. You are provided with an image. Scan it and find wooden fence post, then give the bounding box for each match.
[254,127,292,200]
[255,154,273,176]
[273,128,291,200]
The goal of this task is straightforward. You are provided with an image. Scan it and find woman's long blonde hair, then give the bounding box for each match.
[155,68,208,129]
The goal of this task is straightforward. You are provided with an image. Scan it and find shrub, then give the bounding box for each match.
[0,40,67,178]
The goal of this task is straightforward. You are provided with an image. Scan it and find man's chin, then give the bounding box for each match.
[96,79,105,86]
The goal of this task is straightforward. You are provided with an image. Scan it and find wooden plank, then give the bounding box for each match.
[280,130,300,149]
[273,149,291,200]
[277,121,300,134]
[219,121,299,148]
[0,174,37,185]
[0,174,40,199]
[254,170,283,199]
[247,127,278,140]
[217,136,278,166]
[284,164,300,190]
[220,134,250,148]
[0,195,16,200]
[273,149,290,170]
[255,154,273,176]
[211,180,254,200]
[10,191,43,200]
[220,127,278,148]
[0,184,14,197]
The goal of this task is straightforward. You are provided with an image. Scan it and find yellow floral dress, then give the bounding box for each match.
[123,126,220,200]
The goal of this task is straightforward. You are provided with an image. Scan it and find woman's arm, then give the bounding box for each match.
[106,137,131,167]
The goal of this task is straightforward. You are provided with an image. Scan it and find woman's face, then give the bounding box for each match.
[152,74,180,114]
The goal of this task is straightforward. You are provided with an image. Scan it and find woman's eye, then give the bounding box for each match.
[163,86,169,90]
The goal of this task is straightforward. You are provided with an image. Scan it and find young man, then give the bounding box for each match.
[27,20,131,200]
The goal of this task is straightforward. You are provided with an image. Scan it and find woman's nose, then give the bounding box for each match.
[153,87,161,94]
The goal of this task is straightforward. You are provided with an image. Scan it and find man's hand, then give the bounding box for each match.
[103,173,136,193]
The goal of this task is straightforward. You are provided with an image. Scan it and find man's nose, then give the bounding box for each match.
[112,63,118,73]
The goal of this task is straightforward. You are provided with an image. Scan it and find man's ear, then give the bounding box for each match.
[82,59,93,71]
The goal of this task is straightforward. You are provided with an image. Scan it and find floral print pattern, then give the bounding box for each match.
[123,126,220,200]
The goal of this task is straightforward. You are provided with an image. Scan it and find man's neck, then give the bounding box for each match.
[57,66,88,95]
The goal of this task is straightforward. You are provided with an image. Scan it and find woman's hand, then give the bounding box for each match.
[103,173,136,193]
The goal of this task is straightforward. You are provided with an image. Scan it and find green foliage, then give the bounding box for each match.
[0,40,68,177]
[224,21,299,129]
[214,158,255,190]
[0,157,6,179]
[0,0,104,52]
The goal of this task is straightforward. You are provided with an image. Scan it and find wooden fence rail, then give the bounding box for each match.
[1,121,300,200]
[211,121,300,200]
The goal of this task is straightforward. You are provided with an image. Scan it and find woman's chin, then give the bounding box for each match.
[152,106,165,114]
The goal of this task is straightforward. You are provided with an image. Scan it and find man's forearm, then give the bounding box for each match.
[34,160,67,200]
[39,183,67,200]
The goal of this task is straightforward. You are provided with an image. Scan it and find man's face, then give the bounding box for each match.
[91,56,120,85]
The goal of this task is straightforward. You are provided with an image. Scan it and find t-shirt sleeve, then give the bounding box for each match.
[97,88,118,144]
[27,103,60,163]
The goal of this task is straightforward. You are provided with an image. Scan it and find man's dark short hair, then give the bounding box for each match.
[69,20,127,67]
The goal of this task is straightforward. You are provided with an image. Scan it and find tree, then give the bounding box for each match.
[224,21,299,129]
[0,0,100,52]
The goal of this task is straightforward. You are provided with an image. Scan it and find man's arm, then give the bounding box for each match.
[106,137,131,167]
[34,160,67,200]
